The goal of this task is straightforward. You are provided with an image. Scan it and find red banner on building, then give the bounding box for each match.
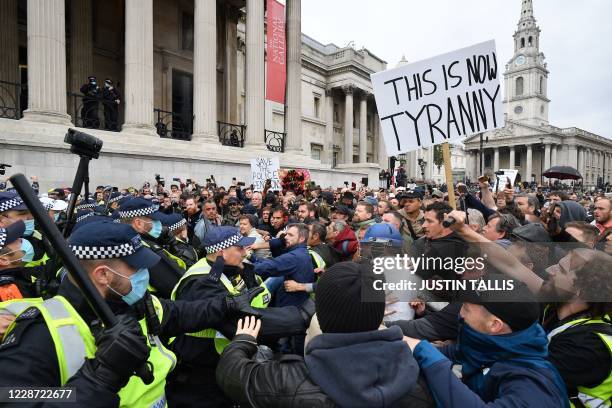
[265,0,286,104]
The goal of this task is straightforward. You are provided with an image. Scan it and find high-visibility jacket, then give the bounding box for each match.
[2,295,176,408]
[548,316,612,408]
[171,258,270,354]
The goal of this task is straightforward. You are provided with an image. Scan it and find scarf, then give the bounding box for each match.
[458,320,568,406]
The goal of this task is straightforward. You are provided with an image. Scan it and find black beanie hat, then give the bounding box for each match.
[315,262,385,334]
[462,275,540,332]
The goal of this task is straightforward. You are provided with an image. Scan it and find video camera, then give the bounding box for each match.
[155,174,165,187]
[64,129,103,159]
[0,163,12,176]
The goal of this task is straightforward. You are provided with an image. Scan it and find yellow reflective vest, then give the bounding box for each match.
[2,295,176,408]
[171,258,270,354]
[548,316,612,408]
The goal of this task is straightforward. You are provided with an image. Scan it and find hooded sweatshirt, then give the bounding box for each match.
[305,326,421,408]
[331,227,358,261]
[557,200,587,228]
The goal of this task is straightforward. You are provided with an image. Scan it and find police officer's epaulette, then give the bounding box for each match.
[207,257,225,283]
[15,306,41,322]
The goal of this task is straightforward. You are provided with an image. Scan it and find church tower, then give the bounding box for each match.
[504,0,550,125]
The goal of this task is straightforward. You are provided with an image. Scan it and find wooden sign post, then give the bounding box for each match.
[441,142,456,210]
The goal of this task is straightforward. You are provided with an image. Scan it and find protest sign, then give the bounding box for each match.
[492,169,519,192]
[371,40,503,155]
[251,157,281,191]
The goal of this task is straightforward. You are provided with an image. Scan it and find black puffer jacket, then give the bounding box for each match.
[216,326,434,408]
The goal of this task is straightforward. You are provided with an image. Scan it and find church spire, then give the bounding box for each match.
[519,0,536,26]
[513,0,540,53]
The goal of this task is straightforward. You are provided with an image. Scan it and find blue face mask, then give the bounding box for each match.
[147,220,162,239]
[3,239,35,264]
[54,213,60,223]
[107,267,150,306]
[23,219,35,236]
[21,239,35,263]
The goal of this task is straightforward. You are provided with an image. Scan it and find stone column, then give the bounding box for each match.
[493,147,499,171]
[376,113,386,170]
[225,6,239,124]
[0,0,20,114]
[244,0,265,146]
[358,92,368,163]
[23,0,71,124]
[69,0,93,94]
[551,144,557,167]
[285,0,302,152]
[192,0,217,140]
[509,146,515,169]
[324,87,334,165]
[343,85,354,164]
[122,0,155,135]
[543,143,551,172]
[578,147,585,177]
[526,144,533,182]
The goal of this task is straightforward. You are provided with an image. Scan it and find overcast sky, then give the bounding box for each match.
[301,0,612,140]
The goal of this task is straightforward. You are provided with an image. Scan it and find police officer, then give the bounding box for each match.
[168,226,313,407]
[0,192,57,293]
[102,78,121,131]
[0,221,37,304]
[106,191,123,215]
[117,197,185,298]
[161,213,198,269]
[0,220,264,407]
[80,75,101,129]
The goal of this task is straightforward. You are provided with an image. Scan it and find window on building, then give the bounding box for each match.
[485,154,492,168]
[353,155,359,164]
[520,38,525,48]
[182,12,194,51]
[313,95,321,118]
[539,76,544,95]
[515,153,521,167]
[332,151,338,167]
[311,144,322,160]
[333,104,339,123]
[367,154,373,163]
[528,36,533,47]
[516,77,524,96]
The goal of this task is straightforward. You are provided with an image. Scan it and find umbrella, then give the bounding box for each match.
[543,166,582,180]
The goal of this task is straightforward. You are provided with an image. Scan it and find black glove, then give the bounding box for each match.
[80,314,150,393]
[299,298,315,323]
[225,286,265,317]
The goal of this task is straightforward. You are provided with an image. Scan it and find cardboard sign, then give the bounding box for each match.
[251,157,281,191]
[492,169,519,191]
[371,40,503,155]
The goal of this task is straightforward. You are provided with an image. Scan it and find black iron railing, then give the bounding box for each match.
[154,109,193,140]
[218,121,245,147]
[68,92,122,131]
[0,80,26,120]
[265,130,285,153]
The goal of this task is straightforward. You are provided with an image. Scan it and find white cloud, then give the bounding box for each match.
[301,0,612,139]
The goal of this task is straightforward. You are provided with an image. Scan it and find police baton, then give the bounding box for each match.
[9,173,154,385]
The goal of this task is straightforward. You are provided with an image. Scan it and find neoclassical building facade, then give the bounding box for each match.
[0,0,387,190]
[463,0,612,187]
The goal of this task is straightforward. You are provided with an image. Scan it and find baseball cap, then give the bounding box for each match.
[202,226,256,253]
[68,220,160,269]
[117,197,165,221]
[0,220,25,250]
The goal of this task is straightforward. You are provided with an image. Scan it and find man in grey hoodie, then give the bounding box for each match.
[215,262,433,408]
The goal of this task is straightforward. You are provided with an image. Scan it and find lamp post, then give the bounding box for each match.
[539,137,544,186]
[418,158,427,180]
[479,133,489,175]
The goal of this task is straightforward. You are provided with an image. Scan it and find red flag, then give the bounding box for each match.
[266,0,286,104]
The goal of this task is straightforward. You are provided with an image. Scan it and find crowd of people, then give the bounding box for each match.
[0,172,611,407]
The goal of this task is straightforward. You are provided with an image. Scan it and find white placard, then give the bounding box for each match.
[371,40,503,155]
[250,157,281,191]
[492,169,519,191]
